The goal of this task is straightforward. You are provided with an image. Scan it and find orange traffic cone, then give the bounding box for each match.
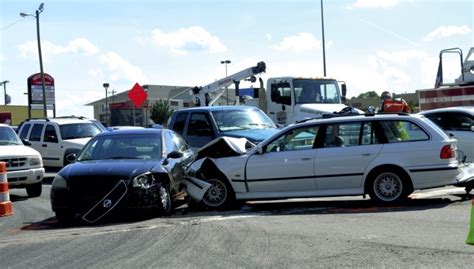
[467,198,474,245]
[0,162,13,217]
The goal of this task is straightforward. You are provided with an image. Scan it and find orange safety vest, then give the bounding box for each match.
[381,99,411,113]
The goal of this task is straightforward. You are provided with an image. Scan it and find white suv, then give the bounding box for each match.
[17,117,104,167]
[0,124,45,197]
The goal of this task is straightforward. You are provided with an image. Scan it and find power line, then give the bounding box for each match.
[0,18,28,31]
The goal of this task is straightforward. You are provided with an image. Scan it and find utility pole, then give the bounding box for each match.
[321,0,327,77]
[221,60,231,105]
[1,80,9,105]
[103,83,109,126]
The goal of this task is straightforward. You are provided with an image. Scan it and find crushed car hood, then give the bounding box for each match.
[196,137,255,160]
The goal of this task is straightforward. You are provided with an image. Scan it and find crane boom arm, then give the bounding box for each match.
[192,61,266,106]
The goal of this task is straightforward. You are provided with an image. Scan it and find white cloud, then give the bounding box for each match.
[351,0,401,9]
[100,52,149,84]
[423,25,471,41]
[18,38,99,63]
[271,33,321,52]
[151,26,227,55]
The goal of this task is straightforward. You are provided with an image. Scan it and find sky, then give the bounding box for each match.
[1,0,473,118]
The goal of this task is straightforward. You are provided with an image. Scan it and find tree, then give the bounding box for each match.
[149,99,173,126]
[357,91,380,99]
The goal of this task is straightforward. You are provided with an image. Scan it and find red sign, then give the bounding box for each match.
[128,83,148,107]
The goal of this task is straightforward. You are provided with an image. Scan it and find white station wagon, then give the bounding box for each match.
[188,113,474,209]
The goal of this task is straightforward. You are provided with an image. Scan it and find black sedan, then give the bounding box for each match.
[50,128,195,224]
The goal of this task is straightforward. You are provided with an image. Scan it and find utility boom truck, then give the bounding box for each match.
[191,61,352,125]
[417,47,474,111]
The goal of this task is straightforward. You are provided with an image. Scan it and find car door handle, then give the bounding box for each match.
[301,157,312,161]
[362,153,371,156]
[42,144,47,147]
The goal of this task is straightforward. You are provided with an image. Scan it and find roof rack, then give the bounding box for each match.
[295,111,411,124]
[25,118,50,122]
[54,115,87,119]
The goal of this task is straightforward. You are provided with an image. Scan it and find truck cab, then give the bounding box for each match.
[265,77,349,125]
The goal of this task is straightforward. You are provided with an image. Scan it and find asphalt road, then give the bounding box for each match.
[1,176,474,268]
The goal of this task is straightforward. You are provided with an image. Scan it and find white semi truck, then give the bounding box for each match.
[191,61,354,125]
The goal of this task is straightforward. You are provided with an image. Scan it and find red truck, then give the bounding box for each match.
[417,47,474,111]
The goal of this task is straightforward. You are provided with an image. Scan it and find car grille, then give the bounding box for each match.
[68,176,130,213]
[0,158,27,170]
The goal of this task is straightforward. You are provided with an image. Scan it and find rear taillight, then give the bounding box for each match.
[440,145,455,159]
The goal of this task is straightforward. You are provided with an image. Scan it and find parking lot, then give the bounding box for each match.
[1,173,473,268]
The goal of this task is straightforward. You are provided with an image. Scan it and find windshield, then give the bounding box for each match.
[59,123,102,140]
[77,134,162,161]
[294,79,341,104]
[212,109,277,132]
[0,126,23,145]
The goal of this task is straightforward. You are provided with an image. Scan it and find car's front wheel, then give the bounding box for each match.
[368,168,412,204]
[202,177,234,210]
[157,183,172,216]
[26,182,42,198]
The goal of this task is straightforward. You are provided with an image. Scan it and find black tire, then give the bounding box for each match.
[201,176,235,210]
[157,183,173,216]
[26,182,42,198]
[55,210,75,225]
[367,168,412,204]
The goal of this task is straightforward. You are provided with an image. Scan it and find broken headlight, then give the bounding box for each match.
[132,172,156,189]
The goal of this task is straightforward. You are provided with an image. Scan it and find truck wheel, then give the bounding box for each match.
[26,182,42,198]
[202,176,235,210]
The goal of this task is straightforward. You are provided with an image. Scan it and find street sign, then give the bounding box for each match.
[128,83,148,107]
[27,73,55,110]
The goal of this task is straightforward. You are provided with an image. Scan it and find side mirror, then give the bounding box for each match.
[167,151,183,159]
[22,139,31,146]
[471,126,474,132]
[341,84,347,97]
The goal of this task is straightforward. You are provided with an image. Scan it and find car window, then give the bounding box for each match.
[59,123,102,140]
[78,134,162,161]
[0,126,22,145]
[212,109,276,131]
[441,112,473,131]
[324,122,363,147]
[164,132,178,153]
[266,125,319,152]
[19,123,31,140]
[360,121,380,145]
[171,112,187,134]
[379,120,429,143]
[44,124,59,143]
[29,124,44,141]
[171,132,189,152]
[187,113,213,137]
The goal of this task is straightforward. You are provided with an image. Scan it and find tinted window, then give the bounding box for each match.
[29,124,44,141]
[172,112,187,134]
[187,113,213,137]
[44,125,58,143]
[77,134,162,161]
[379,120,429,142]
[19,124,31,139]
[271,82,291,105]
